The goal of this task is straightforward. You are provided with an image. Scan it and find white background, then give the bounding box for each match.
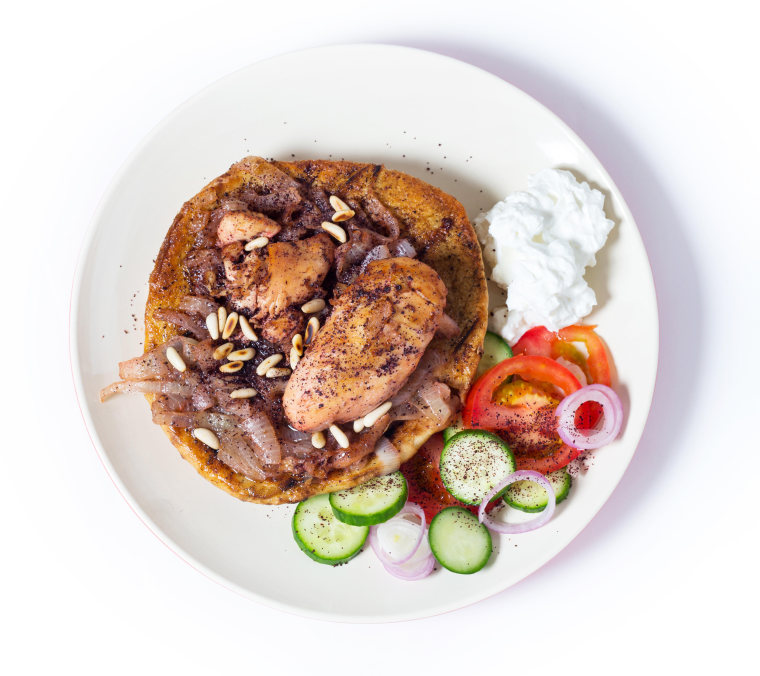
[3,0,757,673]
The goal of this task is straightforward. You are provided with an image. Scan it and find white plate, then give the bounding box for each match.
[71,44,658,622]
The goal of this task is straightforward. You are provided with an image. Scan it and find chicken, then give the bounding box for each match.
[283,257,447,432]
[216,209,281,246]
[223,233,335,347]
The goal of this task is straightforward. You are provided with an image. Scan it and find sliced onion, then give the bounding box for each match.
[382,540,435,581]
[99,379,191,401]
[358,245,391,274]
[370,502,435,581]
[239,412,282,464]
[416,381,454,427]
[154,308,208,340]
[374,437,401,473]
[191,386,215,411]
[555,384,623,450]
[478,470,556,534]
[118,347,172,380]
[281,425,311,443]
[216,428,266,480]
[178,295,219,317]
[369,503,426,565]
[392,238,416,258]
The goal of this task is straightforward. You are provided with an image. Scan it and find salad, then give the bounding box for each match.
[291,169,624,579]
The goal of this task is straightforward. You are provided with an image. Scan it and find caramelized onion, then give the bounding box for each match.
[240,412,282,465]
[217,428,267,480]
[392,238,416,258]
[358,245,391,274]
[178,295,219,317]
[374,437,401,473]
[99,379,191,402]
[416,381,454,427]
[154,308,208,340]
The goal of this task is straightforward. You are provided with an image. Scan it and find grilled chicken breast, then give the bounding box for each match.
[283,257,447,432]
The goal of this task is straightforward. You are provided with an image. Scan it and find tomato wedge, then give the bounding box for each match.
[462,355,583,473]
[512,324,613,387]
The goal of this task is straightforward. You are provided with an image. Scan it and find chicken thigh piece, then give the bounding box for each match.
[283,257,447,432]
[223,233,335,347]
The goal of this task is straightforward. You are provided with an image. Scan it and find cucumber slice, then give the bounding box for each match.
[329,471,408,526]
[440,430,516,505]
[443,414,465,442]
[428,506,492,574]
[292,494,368,565]
[476,331,513,379]
[504,468,572,513]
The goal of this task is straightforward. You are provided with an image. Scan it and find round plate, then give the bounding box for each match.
[71,44,657,622]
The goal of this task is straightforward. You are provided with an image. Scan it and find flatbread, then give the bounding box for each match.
[145,156,488,503]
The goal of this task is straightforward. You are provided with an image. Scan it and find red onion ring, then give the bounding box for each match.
[555,384,623,450]
[478,470,556,534]
[369,502,426,565]
[382,544,435,581]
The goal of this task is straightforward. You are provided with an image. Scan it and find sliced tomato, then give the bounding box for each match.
[512,325,614,431]
[512,324,613,387]
[463,355,581,429]
[400,434,499,523]
[462,355,583,473]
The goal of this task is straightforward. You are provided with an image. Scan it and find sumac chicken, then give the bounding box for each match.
[101,157,487,503]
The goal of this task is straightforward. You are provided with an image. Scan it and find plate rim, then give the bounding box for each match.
[69,42,659,623]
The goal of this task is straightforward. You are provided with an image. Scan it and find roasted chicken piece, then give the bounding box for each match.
[216,209,281,246]
[283,257,447,432]
[223,233,335,347]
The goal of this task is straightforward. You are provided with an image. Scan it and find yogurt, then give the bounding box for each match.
[474,169,614,344]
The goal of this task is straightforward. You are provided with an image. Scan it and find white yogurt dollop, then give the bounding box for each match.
[474,169,614,344]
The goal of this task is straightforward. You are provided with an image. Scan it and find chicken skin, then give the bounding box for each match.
[216,209,281,246]
[283,257,447,432]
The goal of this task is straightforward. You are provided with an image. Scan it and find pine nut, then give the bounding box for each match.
[239,315,257,341]
[165,346,186,373]
[331,209,355,223]
[222,311,239,339]
[329,424,350,449]
[255,353,283,376]
[193,428,220,450]
[329,195,350,212]
[220,360,244,373]
[230,388,257,399]
[289,347,300,370]
[213,342,234,360]
[217,307,227,335]
[363,401,393,428]
[311,431,326,449]
[305,316,319,345]
[244,236,269,251]
[353,419,365,434]
[292,333,304,356]
[205,312,220,340]
[300,298,326,314]
[265,367,291,379]
[228,347,255,362]
[321,221,347,243]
